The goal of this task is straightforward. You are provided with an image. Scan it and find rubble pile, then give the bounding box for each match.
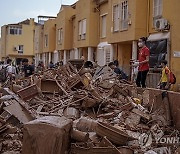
[0,62,180,154]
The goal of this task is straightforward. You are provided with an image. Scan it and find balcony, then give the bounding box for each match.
[94,0,108,5]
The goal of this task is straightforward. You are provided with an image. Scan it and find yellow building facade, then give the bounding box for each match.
[1,19,36,64]
[33,0,180,89]
[73,0,99,61]
[42,19,56,67]
[56,5,76,64]
[147,0,180,90]
[34,24,44,66]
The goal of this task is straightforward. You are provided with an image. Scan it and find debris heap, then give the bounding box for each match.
[0,62,179,154]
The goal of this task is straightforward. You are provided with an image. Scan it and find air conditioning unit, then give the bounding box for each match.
[155,18,169,31]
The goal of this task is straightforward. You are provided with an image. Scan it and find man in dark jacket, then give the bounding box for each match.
[22,59,34,77]
[108,61,128,80]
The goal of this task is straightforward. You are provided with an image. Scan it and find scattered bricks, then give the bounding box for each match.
[118,147,134,154]
[96,121,135,145]
[127,140,140,148]
[76,117,97,132]
[142,90,150,106]
[82,97,97,108]
[97,112,115,119]
[1,62,180,154]
[12,84,23,94]
[40,79,62,94]
[132,108,151,121]
[136,124,150,130]
[126,130,141,139]
[3,101,34,124]
[99,137,122,153]
[126,96,137,107]
[71,129,89,142]
[70,143,120,154]
[89,132,100,144]
[99,79,116,89]
[119,103,134,111]
[113,84,129,97]
[125,112,141,128]
[17,84,39,101]
[63,107,80,120]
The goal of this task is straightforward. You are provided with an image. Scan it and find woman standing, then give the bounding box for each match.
[135,37,150,88]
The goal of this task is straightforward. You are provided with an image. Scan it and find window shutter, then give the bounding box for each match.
[82,19,86,34]
[113,5,120,31]
[101,15,106,37]
[153,0,162,17]
[78,21,82,36]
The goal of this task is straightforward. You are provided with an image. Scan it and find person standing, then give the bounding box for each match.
[22,59,34,77]
[158,60,170,90]
[134,37,150,88]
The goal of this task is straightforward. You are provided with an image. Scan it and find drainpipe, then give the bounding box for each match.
[146,0,150,36]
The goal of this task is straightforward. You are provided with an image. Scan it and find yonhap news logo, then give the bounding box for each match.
[139,125,180,148]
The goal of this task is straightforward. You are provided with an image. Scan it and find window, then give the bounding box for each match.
[9,26,22,35]
[18,45,23,54]
[58,28,63,44]
[44,35,48,47]
[153,0,163,26]
[120,1,128,31]
[153,0,163,18]
[113,4,120,32]
[101,15,107,38]
[78,19,86,40]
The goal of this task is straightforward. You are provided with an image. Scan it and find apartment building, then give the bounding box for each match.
[95,0,114,66]
[72,0,99,61]
[34,24,44,66]
[56,5,76,64]
[42,18,56,68]
[34,0,180,89]
[1,19,36,64]
[147,0,180,89]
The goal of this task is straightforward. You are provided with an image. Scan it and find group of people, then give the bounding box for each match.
[0,58,65,84]
[0,39,175,90]
[0,58,35,83]
[131,37,174,90]
[107,36,174,90]
[48,61,63,69]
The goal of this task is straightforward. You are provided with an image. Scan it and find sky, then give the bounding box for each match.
[0,0,78,35]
